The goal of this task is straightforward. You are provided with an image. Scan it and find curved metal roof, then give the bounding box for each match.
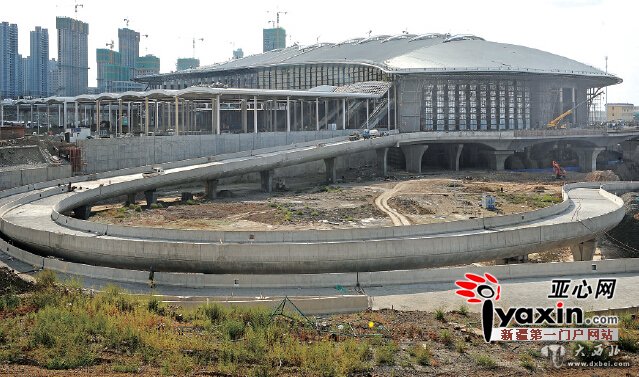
[9,85,387,105]
[171,34,619,84]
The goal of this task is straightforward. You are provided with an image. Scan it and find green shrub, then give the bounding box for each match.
[439,329,453,346]
[618,332,639,353]
[409,344,431,366]
[458,304,469,316]
[225,319,245,341]
[0,293,20,311]
[35,269,57,289]
[474,353,497,369]
[375,341,398,366]
[147,296,165,315]
[454,340,466,353]
[31,306,104,369]
[112,361,140,373]
[185,199,197,205]
[434,308,446,322]
[620,313,638,330]
[519,353,535,370]
[202,304,226,323]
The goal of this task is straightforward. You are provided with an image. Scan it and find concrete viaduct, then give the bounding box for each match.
[1,129,638,280]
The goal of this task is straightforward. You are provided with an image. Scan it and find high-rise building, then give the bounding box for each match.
[56,17,89,96]
[48,58,59,96]
[96,48,122,92]
[135,54,160,77]
[263,27,286,52]
[28,26,49,98]
[0,22,19,99]
[20,55,28,97]
[118,28,139,79]
[176,58,199,71]
[232,48,244,60]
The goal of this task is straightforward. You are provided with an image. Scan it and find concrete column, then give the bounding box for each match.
[241,99,248,133]
[574,147,605,173]
[387,88,392,129]
[484,150,515,171]
[300,100,304,130]
[400,144,429,174]
[205,179,219,199]
[63,101,68,128]
[144,189,157,208]
[324,157,337,184]
[448,144,464,171]
[74,101,79,127]
[96,100,100,134]
[315,98,319,131]
[342,98,346,130]
[260,170,274,193]
[376,147,389,177]
[273,100,278,131]
[108,103,112,133]
[366,100,370,128]
[126,193,136,205]
[253,96,258,133]
[216,95,221,134]
[324,100,328,129]
[1,104,4,127]
[127,102,131,132]
[571,239,596,261]
[144,98,149,136]
[174,96,179,135]
[286,96,291,133]
[155,101,159,131]
[73,205,91,220]
[118,100,123,135]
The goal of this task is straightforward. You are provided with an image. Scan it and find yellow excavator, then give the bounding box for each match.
[547,89,603,129]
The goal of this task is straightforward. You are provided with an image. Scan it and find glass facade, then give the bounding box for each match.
[420,78,531,131]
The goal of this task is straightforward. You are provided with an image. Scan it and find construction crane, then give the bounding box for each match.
[141,34,149,54]
[123,18,130,27]
[267,10,287,28]
[192,37,204,58]
[547,90,603,128]
[74,1,83,18]
[106,40,114,50]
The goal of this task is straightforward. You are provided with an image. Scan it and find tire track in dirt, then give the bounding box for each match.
[374,181,411,226]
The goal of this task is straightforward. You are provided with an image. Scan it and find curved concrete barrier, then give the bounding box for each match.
[0,134,636,275]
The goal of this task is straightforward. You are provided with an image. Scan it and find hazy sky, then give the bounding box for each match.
[3,0,638,104]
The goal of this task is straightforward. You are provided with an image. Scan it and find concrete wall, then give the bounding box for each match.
[0,165,72,190]
[3,234,638,289]
[79,131,355,174]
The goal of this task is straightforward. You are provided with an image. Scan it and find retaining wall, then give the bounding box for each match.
[0,165,72,190]
[79,131,355,174]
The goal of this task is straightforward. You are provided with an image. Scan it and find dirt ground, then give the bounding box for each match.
[91,169,567,232]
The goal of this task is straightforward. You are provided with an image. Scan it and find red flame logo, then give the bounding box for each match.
[455,272,501,304]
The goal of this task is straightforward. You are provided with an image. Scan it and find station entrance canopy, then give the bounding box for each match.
[2,82,393,135]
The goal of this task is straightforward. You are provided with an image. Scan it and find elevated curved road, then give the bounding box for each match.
[0,134,636,276]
